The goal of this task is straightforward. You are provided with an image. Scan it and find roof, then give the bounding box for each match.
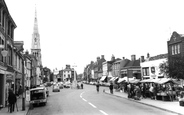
[30,87,45,91]
[1,0,17,28]
[149,53,168,61]
[126,59,140,67]
[120,59,130,69]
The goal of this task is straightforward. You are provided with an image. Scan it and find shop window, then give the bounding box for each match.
[143,67,149,76]
[175,44,177,54]
[172,46,174,55]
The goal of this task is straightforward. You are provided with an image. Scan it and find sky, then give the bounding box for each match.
[4,0,184,74]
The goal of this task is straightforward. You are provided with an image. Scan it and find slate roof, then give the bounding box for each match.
[149,53,168,61]
[120,59,130,69]
[124,59,140,68]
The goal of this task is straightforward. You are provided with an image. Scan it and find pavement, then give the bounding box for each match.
[0,96,30,115]
[104,89,184,115]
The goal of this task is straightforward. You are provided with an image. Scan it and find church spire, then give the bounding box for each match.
[34,5,39,33]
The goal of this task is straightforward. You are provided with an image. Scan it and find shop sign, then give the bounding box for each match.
[6,74,13,82]
[151,67,155,73]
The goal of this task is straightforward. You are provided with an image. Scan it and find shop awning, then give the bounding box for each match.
[100,76,107,81]
[109,77,115,81]
[112,77,119,82]
[117,78,126,83]
[109,77,118,81]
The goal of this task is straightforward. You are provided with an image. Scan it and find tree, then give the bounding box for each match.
[159,56,184,80]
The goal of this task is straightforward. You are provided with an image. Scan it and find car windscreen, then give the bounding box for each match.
[30,89,45,100]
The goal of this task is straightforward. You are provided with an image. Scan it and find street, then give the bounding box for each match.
[27,84,176,115]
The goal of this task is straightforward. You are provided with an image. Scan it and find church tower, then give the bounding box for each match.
[31,7,42,67]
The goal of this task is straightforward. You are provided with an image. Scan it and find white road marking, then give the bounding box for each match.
[88,102,97,108]
[80,92,108,115]
[80,92,84,98]
[99,110,108,115]
[82,98,87,102]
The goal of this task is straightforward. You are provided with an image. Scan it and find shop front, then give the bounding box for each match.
[5,72,14,106]
[0,68,6,108]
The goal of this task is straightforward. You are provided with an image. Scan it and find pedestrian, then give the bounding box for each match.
[96,81,100,93]
[109,82,113,94]
[127,83,131,98]
[149,84,154,99]
[8,89,17,113]
[81,83,83,89]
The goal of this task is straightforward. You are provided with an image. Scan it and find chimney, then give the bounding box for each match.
[141,56,144,62]
[111,54,115,61]
[122,57,125,60]
[101,55,104,59]
[131,55,136,61]
[147,53,150,58]
[97,56,100,61]
[90,61,94,64]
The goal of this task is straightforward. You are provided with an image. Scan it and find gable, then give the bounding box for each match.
[169,31,182,43]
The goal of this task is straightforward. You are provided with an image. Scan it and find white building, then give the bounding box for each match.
[140,53,168,79]
[63,65,73,82]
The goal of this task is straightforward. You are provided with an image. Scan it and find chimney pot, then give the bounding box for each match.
[147,53,150,58]
[131,55,136,61]
[141,56,144,62]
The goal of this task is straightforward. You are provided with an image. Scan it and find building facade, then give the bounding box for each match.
[121,55,141,80]
[140,53,168,79]
[0,0,17,108]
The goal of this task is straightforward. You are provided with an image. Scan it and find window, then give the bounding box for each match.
[2,11,5,28]
[0,9,1,24]
[142,67,149,76]
[172,46,174,55]
[178,44,180,54]
[0,35,5,62]
[175,45,177,54]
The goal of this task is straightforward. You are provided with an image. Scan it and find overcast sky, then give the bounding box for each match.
[5,0,184,74]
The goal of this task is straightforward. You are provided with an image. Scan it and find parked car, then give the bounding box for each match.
[39,85,49,97]
[52,84,60,92]
[30,87,48,106]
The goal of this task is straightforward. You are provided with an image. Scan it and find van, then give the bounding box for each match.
[30,87,48,106]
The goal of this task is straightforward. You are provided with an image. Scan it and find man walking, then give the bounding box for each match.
[96,81,100,93]
[8,89,17,113]
[109,82,114,94]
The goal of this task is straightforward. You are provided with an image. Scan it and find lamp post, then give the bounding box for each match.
[21,56,25,111]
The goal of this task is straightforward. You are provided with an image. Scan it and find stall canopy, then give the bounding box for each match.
[140,78,180,85]
[129,79,140,84]
[140,79,154,83]
[155,78,179,84]
[100,76,107,81]
[117,78,125,83]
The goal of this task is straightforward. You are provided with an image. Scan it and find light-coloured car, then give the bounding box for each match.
[30,87,48,106]
[52,84,60,92]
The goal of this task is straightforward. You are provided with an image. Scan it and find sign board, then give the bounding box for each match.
[0,45,4,49]
[26,90,30,102]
